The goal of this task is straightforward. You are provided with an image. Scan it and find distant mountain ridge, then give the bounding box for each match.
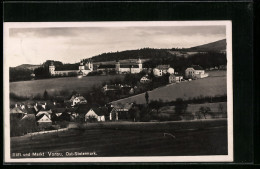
[187,39,226,52]
[90,39,226,62]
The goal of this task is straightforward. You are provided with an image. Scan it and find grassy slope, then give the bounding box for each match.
[10,75,123,97]
[11,119,227,157]
[111,71,227,105]
[160,102,227,115]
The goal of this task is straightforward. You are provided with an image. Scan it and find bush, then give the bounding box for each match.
[58,121,69,128]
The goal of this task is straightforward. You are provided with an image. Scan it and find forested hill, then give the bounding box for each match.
[187,39,226,52]
[89,48,172,62]
[89,39,226,62]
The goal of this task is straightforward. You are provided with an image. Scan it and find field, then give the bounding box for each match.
[111,70,226,104]
[10,75,123,97]
[160,102,227,116]
[11,119,227,157]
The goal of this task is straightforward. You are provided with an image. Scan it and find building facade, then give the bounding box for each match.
[49,60,93,77]
[97,59,143,74]
[185,65,209,79]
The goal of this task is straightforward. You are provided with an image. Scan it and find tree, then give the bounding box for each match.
[43,90,49,100]
[145,91,149,105]
[149,99,164,114]
[198,106,211,119]
[174,98,188,115]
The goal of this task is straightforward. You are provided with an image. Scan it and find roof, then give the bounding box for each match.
[113,103,133,110]
[104,85,120,90]
[77,96,87,102]
[98,65,116,69]
[21,114,36,121]
[76,104,92,114]
[120,65,139,68]
[52,108,66,113]
[190,65,204,70]
[92,107,108,116]
[156,65,170,70]
[10,107,25,114]
[36,114,51,121]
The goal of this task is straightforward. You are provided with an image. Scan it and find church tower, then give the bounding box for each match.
[87,59,93,71]
[49,61,55,76]
[79,61,85,71]
[138,58,142,71]
[115,59,120,74]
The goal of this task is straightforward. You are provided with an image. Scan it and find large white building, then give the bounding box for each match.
[49,60,93,76]
[185,65,208,79]
[97,58,143,74]
[153,65,174,77]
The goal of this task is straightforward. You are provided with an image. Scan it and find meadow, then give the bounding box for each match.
[11,119,227,157]
[10,75,123,97]
[159,102,227,116]
[111,70,227,104]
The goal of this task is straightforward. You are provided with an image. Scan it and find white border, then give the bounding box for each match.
[3,21,233,163]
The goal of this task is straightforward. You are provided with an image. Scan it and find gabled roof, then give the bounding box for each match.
[156,65,170,70]
[21,114,36,121]
[76,104,92,114]
[113,103,133,110]
[91,107,108,116]
[190,65,204,70]
[98,65,116,69]
[10,107,25,114]
[36,114,51,121]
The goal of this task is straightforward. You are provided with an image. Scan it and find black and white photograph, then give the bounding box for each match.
[4,21,233,163]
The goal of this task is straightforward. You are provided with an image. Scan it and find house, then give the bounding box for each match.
[111,103,133,120]
[153,65,174,77]
[36,114,52,128]
[169,74,183,83]
[10,105,26,119]
[103,84,121,92]
[185,65,209,79]
[85,108,106,122]
[108,107,119,121]
[140,75,151,84]
[69,94,87,106]
[36,110,52,119]
[75,104,106,122]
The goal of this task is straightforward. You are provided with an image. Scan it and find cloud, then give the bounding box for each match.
[7,25,226,67]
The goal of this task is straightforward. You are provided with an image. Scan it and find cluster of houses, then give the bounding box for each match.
[10,94,135,130]
[139,64,209,84]
[48,57,209,82]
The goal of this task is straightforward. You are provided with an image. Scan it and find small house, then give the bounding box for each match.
[169,74,183,83]
[185,65,209,79]
[36,114,52,128]
[70,94,87,106]
[140,75,151,84]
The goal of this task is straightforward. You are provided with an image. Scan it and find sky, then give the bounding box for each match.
[6,25,226,67]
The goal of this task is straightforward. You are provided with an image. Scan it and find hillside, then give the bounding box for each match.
[187,39,226,52]
[89,39,226,63]
[15,64,41,70]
